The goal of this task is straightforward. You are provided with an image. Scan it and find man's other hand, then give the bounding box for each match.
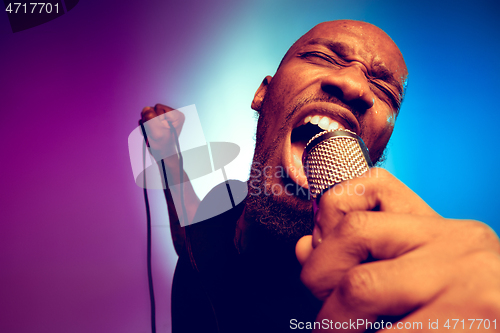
[296,168,500,332]
[140,104,185,162]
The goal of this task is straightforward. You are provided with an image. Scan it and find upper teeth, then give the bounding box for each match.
[303,115,343,131]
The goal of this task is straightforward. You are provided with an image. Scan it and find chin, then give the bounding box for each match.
[248,120,314,243]
[246,174,314,245]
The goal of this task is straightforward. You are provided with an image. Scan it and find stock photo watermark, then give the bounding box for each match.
[249,162,379,199]
[128,104,379,226]
[290,318,498,330]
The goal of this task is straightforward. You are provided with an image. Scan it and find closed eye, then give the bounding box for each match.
[298,51,343,67]
[299,51,403,110]
[369,79,401,110]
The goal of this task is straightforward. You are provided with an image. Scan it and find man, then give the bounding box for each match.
[141,20,500,332]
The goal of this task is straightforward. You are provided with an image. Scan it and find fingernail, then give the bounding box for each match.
[312,225,322,247]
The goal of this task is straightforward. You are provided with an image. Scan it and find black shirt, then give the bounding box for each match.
[172,180,321,333]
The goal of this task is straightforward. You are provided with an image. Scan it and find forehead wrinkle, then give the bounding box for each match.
[302,38,354,57]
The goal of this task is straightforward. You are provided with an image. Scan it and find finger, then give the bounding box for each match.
[303,212,498,300]
[379,288,500,333]
[165,110,185,132]
[141,114,172,141]
[141,106,158,122]
[377,258,500,333]
[314,168,439,245]
[318,254,445,320]
[140,106,167,140]
[154,103,175,115]
[313,253,500,333]
[312,241,500,332]
[314,294,377,333]
[140,104,175,122]
[296,235,314,266]
[302,212,482,300]
[140,105,178,139]
[154,103,179,125]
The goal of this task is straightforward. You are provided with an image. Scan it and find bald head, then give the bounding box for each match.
[246,20,409,242]
[279,20,408,106]
[252,19,409,168]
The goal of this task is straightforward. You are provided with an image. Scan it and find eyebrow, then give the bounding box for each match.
[303,38,353,57]
[371,61,405,101]
[302,37,405,101]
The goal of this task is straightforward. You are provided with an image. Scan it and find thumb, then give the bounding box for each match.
[164,110,185,131]
[295,235,314,266]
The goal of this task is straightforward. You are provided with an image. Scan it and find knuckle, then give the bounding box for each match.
[337,266,376,309]
[299,268,314,293]
[300,264,318,291]
[154,103,174,113]
[337,211,369,237]
[464,220,500,251]
[473,291,500,317]
[463,251,500,273]
[300,266,330,300]
[167,109,185,120]
[319,187,341,208]
[367,167,389,182]
[140,106,155,119]
[453,251,500,312]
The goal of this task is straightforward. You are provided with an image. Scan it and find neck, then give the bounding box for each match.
[234,206,299,267]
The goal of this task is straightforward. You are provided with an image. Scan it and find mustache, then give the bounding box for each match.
[283,95,362,133]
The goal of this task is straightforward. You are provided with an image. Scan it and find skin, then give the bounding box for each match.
[140,104,199,255]
[246,20,500,330]
[297,169,500,332]
[142,20,500,331]
[240,20,408,246]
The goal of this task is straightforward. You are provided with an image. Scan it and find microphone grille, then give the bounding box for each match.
[302,130,373,199]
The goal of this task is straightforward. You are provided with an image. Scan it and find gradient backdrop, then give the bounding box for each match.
[1,0,499,332]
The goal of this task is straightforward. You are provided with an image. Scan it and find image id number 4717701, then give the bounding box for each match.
[439,319,497,330]
[6,2,60,14]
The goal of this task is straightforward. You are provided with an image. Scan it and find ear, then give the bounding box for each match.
[251,76,273,112]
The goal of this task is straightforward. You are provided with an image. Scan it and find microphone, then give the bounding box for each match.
[302,129,373,200]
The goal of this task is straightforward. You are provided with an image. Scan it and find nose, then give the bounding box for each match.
[320,66,375,111]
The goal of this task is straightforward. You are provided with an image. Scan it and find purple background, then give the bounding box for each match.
[1,1,499,332]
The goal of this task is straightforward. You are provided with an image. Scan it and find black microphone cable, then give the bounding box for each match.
[161,121,186,228]
[139,121,157,333]
[139,118,186,333]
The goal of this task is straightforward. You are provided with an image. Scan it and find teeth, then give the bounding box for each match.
[301,114,345,132]
[318,117,330,130]
[328,121,339,131]
[310,115,321,125]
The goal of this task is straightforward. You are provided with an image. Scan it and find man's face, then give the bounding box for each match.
[246,20,408,242]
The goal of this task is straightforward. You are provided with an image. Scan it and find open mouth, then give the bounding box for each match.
[291,122,324,159]
[287,115,350,189]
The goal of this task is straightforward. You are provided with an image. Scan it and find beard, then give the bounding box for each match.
[245,161,314,246]
[243,98,315,246]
